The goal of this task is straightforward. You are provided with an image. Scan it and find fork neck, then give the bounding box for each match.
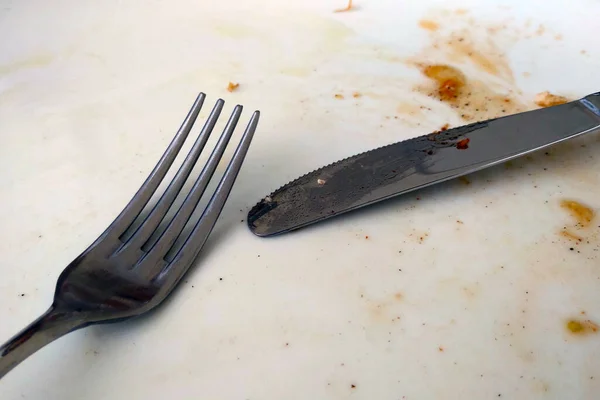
[0,304,87,379]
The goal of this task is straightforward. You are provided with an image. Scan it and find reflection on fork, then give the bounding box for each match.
[0,93,260,379]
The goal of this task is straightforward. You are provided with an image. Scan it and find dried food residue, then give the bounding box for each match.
[317,178,326,185]
[560,200,595,227]
[334,93,344,99]
[456,138,470,149]
[352,92,361,98]
[334,0,353,12]
[227,82,239,92]
[535,91,569,108]
[566,319,599,335]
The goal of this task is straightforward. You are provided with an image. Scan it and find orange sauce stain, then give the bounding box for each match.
[422,64,466,101]
[394,292,403,301]
[419,19,440,31]
[567,319,599,335]
[560,200,595,227]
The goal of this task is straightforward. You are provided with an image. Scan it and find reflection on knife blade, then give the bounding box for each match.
[248,92,600,237]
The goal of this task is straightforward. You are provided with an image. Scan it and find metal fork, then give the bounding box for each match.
[0,93,260,378]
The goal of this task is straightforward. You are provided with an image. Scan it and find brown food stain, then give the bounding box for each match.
[535,91,569,108]
[394,292,403,301]
[407,12,531,121]
[419,20,440,31]
[352,92,361,98]
[415,63,526,121]
[226,82,239,92]
[459,176,471,185]
[334,93,344,99]
[566,319,599,335]
[456,138,470,149]
[438,346,444,352]
[560,200,595,227]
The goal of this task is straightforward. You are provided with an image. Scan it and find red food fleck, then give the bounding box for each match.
[456,138,470,149]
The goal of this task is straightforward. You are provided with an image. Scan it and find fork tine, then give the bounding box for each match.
[158,110,259,284]
[98,93,206,246]
[141,105,244,268]
[117,99,224,255]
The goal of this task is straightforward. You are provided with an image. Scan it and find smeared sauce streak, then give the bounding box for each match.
[567,319,599,335]
[560,200,594,227]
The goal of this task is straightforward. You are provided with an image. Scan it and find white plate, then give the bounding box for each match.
[1,0,599,398]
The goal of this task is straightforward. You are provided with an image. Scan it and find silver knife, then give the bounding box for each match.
[248,92,600,237]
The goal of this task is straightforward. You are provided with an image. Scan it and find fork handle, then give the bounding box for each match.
[0,305,86,379]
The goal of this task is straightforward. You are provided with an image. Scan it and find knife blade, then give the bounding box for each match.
[248,92,600,237]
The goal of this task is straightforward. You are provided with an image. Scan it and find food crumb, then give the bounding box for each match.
[334,93,344,99]
[227,82,240,92]
[334,0,353,12]
[535,91,568,108]
[351,384,357,389]
[365,235,369,239]
[456,138,470,150]
[352,92,361,98]
[317,178,326,185]
[438,346,444,352]
[19,293,25,297]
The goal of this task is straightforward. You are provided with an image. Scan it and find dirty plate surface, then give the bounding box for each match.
[1,0,599,399]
